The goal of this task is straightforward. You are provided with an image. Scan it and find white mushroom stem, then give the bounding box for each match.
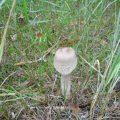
[61,74,71,97]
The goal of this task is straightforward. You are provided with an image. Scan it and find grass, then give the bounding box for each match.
[0,0,120,119]
[23,0,29,21]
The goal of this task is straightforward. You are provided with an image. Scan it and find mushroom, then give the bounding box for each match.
[54,47,77,97]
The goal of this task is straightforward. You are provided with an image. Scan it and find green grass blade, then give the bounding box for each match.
[23,0,29,21]
[103,47,120,91]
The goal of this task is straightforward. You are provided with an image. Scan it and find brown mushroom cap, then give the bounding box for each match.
[54,47,77,75]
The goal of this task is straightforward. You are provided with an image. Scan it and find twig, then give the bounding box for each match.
[0,71,16,87]
[15,48,50,65]
[15,42,58,66]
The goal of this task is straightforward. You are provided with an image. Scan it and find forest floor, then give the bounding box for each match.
[0,0,120,120]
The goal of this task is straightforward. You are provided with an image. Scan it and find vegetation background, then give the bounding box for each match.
[0,0,120,119]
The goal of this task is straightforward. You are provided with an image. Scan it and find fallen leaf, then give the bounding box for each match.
[35,32,43,39]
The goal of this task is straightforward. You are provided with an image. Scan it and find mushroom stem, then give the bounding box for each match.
[61,74,71,97]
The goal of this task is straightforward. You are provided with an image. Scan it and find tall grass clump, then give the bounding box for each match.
[90,11,120,119]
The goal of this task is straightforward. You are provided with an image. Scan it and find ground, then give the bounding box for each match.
[0,0,120,120]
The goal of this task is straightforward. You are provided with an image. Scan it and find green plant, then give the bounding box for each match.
[23,0,29,21]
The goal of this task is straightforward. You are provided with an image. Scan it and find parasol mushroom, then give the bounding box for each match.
[54,47,77,98]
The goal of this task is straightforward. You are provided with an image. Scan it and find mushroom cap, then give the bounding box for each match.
[54,47,77,75]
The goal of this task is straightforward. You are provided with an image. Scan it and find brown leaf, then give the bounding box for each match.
[35,32,43,39]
